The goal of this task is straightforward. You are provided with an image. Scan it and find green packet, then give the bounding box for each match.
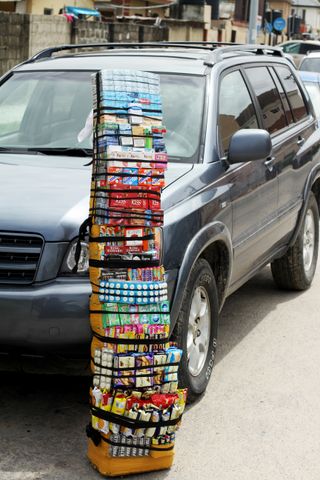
[100,302,170,328]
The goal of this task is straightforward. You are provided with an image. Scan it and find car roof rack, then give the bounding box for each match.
[25,41,241,62]
[25,41,284,66]
[203,44,284,66]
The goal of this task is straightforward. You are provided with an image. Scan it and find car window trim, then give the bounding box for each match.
[273,64,310,123]
[268,66,293,126]
[242,64,289,136]
[216,65,260,158]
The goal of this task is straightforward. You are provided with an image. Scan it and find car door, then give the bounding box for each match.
[217,68,278,287]
[271,64,315,243]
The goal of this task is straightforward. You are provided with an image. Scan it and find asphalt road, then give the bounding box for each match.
[1,265,320,480]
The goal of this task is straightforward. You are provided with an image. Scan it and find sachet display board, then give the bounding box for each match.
[85,70,187,477]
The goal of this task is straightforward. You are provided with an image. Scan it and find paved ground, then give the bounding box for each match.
[1,265,320,480]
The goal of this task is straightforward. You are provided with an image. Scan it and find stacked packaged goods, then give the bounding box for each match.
[86,70,187,477]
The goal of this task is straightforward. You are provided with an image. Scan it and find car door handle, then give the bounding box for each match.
[264,157,275,171]
[297,136,305,146]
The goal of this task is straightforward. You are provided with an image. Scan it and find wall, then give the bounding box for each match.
[0,12,170,76]
[0,12,29,74]
[29,14,71,57]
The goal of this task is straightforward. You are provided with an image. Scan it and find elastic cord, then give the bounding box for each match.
[86,424,174,451]
[92,330,169,345]
[89,259,160,268]
[90,406,182,429]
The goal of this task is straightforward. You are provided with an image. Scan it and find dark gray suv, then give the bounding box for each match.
[1,43,319,401]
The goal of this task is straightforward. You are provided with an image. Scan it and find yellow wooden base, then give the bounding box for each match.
[87,437,174,477]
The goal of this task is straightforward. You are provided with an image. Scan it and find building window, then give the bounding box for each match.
[43,8,53,15]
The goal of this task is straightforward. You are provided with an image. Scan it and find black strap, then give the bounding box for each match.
[94,106,162,115]
[92,330,169,345]
[93,157,167,166]
[91,187,161,197]
[90,406,182,429]
[91,357,179,372]
[89,259,160,269]
[89,233,154,243]
[86,424,174,451]
[90,206,162,217]
[96,132,162,140]
[89,309,168,315]
[92,172,164,180]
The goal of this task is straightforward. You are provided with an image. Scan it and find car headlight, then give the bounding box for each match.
[60,239,89,274]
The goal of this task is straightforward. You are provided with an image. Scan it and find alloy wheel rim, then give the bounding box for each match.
[187,286,211,377]
[303,209,315,272]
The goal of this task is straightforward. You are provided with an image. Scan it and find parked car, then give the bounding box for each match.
[278,40,320,67]
[0,43,320,401]
[299,70,320,123]
[299,51,320,72]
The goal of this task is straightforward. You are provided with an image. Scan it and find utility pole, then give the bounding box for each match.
[247,0,259,44]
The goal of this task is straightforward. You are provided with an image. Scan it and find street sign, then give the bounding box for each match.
[273,17,286,32]
[265,21,273,34]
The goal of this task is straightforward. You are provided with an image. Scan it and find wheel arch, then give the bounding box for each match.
[169,221,233,333]
[290,164,320,247]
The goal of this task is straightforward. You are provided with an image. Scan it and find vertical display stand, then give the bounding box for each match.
[85,70,187,477]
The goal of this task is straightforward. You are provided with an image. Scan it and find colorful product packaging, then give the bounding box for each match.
[86,69,187,477]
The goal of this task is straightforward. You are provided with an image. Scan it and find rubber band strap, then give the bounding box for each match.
[91,357,179,372]
[89,259,160,268]
[89,309,168,316]
[86,424,174,451]
[92,330,169,345]
[91,187,161,196]
[89,233,154,243]
[94,106,162,115]
[90,406,182,428]
[93,157,167,165]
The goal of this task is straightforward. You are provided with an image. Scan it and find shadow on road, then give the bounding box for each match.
[0,266,305,480]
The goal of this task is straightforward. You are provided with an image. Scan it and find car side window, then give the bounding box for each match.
[269,67,294,124]
[245,66,287,134]
[282,43,300,54]
[275,66,308,122]
[218,70,258,155]
[300,44,320,54]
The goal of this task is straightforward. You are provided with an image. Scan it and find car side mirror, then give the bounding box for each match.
[228,129,272,164]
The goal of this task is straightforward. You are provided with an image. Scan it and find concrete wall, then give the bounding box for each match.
[0,12,169,76]
[0,12,29,73]
[29,14,71,57]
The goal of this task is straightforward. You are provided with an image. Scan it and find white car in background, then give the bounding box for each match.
[278,40,320,67]
[299,51,320,73]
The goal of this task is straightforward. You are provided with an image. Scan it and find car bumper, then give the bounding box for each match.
[0,277,91,356]
[0,269,179,357]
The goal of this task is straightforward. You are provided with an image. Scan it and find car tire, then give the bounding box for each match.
[271,192,319,290]
[172,258,218,403]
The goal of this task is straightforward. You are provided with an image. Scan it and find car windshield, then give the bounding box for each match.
[0,70,205,163]
[300,57,320,72]
[303,81,320,118]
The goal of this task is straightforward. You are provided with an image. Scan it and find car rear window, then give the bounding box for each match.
[300,57,320,72]
[0,70,205,163]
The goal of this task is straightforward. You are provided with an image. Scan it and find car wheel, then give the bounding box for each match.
[172,258,218,403]
[271,192,319,290]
